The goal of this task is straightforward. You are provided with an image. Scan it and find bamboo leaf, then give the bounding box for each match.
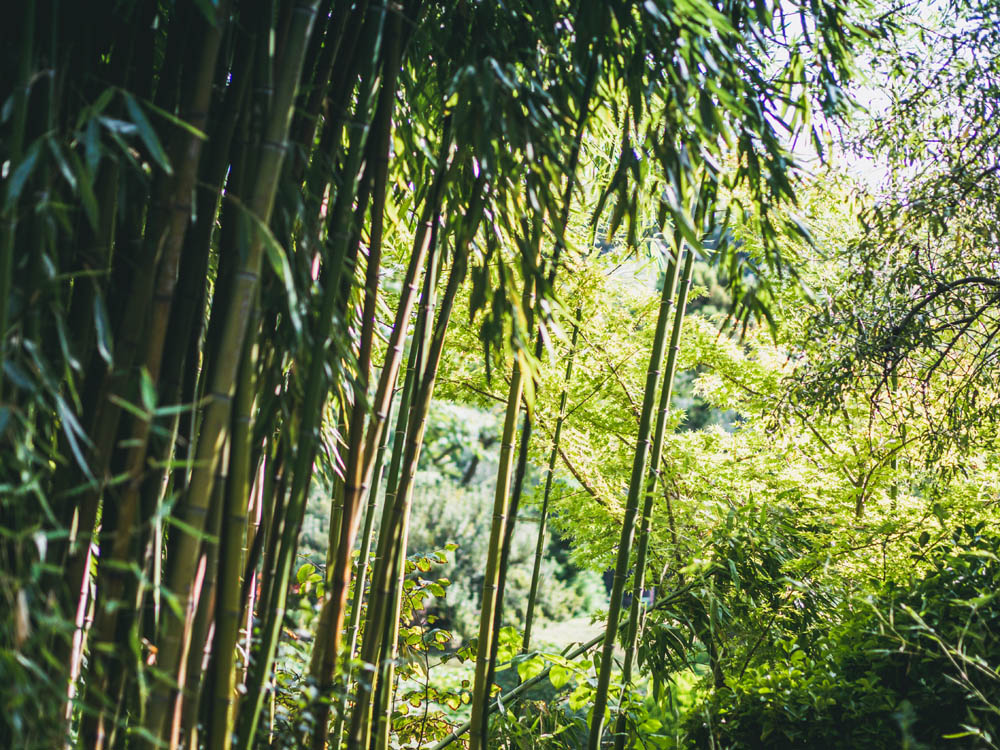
[46,138,77,192]
[141,98,209,141]
[227,194,302,336]
[108,394,151,422]
[550,663,570,690]
[139,367,157,413]
[74,87,116,131]
[84,117,102,178]
[5,138,42,209]
[121,90,173,175]
[66,148,99,229]
[56,395,95,480]
[297,563,317,584]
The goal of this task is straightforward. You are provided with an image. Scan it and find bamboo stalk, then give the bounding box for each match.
[586,237,683,750]
[613,245,693,750]
[325,393,394,750]
[344,174,483,750]
[78,8,231,744]
[369,210,446,750]
[204,322,259,750]
[469,270,536,750]
[310,16,410,743]
[342,255,428,750]
[235,93,456,750]
[348,237,472,750]
[142,3,320,745]
[523,312,580,651]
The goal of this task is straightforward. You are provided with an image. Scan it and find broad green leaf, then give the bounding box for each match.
[550,663,570,690]
[296,563,316,584]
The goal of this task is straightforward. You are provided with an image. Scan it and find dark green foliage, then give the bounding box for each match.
[687,528,1000,749]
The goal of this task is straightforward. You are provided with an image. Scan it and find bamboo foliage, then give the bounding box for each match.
[0,1,864,747]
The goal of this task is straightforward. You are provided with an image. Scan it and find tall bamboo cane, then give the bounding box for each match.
[142,3,319,745]
[353,243,470,750]
[586,235,684,750]
[325,392,395,750]
[342,247,432,750]
[476,54,597,732]
[469,269,537,750]
[204,319,260,750]
[347,179,485,750]
[613,244,693,750]
[235,86,452,750]
[368,207,446,750]
[523,311,580,651]
[308,16,400,741]
[77,8,230,745]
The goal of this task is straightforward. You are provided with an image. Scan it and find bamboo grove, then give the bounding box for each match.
[0,1,869,749]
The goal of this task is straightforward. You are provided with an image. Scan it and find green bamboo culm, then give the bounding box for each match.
[523,310,581,652]
[326,390,396,750]
[368,214,446,750]
[469,269,537,750]
[234,5,393,746]
[586,233,685,750]
[143,2,320,746]
[348,216,477,750]
[79,8,233,742]
[613,242,694,750]
[205,324,259,750]
[309,10,402,744]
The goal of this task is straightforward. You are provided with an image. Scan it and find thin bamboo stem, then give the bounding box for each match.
[346,195,480,748]
[586,238,683,750]
[205,323,258,750]
[614,246,693,750]
[369,216,446,750]
[523,312,580,651]
[469,273,535,750]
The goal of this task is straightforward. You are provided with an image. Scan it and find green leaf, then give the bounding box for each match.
[297,563,317,585]
[5,138,42,209]
[550,663,570,690]
[67,148,100,230]
[84,116,102,177]
[516,655,545,682]
[227,194,302,336]
[142,98,209,141]
[47,138,77,192]
[121,90,172,175]
[56,395,94,481]
[139,368,157,413]
[92,288,113,365]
